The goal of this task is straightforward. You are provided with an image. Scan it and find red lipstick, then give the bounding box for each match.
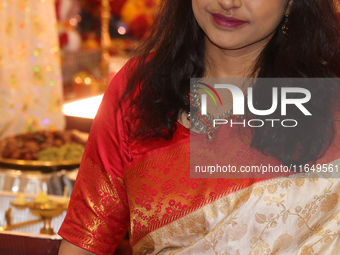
[211,13,248,28]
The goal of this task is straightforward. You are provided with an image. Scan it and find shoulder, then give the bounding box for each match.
[104,57,138,100]
[101,53,156,118]
[105,53,155,95]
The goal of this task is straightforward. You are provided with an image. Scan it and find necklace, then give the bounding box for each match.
[186,82,242,141]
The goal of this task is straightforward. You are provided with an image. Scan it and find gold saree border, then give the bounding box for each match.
[124,142,262,246]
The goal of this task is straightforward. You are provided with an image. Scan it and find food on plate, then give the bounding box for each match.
[0,130,86,161]
[38,143,85,161]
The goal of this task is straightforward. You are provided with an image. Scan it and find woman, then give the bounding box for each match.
[58,0,340,254]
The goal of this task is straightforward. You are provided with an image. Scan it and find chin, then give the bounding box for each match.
[209,39,245,50]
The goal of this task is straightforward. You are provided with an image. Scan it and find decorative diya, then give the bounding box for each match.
[26,201,65,235]
[1,191,69,235]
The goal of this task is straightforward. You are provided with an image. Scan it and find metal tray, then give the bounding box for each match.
[0,158,80,172]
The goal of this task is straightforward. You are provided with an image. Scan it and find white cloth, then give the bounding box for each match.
[0,0,65,138]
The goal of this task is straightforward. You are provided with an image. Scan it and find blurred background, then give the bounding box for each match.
[0,0,159,253]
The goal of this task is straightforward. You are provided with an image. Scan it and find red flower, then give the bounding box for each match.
[169,199,176,206]
[145,204,152,211]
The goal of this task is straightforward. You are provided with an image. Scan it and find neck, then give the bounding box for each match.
[203,37,269,78]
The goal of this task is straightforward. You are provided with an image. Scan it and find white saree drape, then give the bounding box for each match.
[134,161,340,255]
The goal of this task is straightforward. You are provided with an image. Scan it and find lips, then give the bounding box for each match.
[211,13,248,28]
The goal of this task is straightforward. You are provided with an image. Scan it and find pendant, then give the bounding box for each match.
[206,132,214,141]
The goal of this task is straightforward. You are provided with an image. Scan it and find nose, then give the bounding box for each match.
[218,0,242,10]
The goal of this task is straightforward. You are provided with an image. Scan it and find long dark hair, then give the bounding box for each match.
[120,0,340,165]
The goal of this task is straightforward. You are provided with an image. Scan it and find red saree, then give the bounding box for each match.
[58,63,340,254]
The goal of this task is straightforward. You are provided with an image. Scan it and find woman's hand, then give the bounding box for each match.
[58,239,98,255]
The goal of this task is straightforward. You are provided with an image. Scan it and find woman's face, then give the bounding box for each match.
[192,0,293,51]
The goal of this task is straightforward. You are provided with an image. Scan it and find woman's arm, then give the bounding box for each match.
[58,239,97,255]
[57,62,132,254]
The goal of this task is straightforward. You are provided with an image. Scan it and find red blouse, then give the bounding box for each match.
[58,60,190,254]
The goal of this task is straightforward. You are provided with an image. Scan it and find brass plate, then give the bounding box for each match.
[0,158,80,172]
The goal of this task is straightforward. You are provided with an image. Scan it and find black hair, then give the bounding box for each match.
[120,0,340,166]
